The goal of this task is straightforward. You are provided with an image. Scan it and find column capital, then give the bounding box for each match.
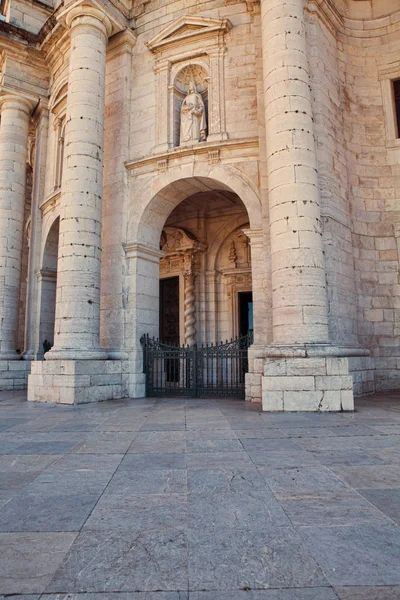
[0,93,35,114]
[241,228,263,246]
[65,3,113,37]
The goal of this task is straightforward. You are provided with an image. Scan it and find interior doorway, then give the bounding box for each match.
[159,276,180,345]
[239,291,253,337]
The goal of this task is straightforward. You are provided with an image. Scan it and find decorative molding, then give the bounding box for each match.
[157,158,168,172]
[208,149,220,164]
[305,0,343,35]
[39,189,60,217]
[146,15,232,54]
[36,268,57,281]
[147,14,232,152]
[123,242,164,262]
[125,137,259,173]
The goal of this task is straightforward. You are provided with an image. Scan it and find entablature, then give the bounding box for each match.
[125,137,259,177]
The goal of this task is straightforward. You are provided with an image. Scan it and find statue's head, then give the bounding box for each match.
[188,81,196,93]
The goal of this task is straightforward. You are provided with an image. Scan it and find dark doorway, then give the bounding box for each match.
[160,276,180,345]
[239,291,253,337]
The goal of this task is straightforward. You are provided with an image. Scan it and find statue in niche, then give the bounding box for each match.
[180,81,207,144]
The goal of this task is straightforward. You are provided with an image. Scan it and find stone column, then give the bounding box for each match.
[24,108,49,360]
[262,0,329,345]
[260,0,355,411]
[47,6,112,361]
[124,243,164,398]
[28,7,126,404]
[0,95,32,359]
[184,271,196,345]
[243,229,266,404]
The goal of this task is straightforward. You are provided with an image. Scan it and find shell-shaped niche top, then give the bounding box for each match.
[175,64,208,96]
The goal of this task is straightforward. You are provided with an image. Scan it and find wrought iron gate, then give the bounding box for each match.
[141,333,252,398]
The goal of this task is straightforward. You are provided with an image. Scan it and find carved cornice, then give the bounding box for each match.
[36,268,57,281]
[123,242,164,262]
[39,189,61,216]
[305,0,343,34]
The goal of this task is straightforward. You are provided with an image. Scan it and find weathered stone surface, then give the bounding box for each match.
[0,0,397,407]
[299,525,400,586]
[0,532,77,594]
[0,392,399,596]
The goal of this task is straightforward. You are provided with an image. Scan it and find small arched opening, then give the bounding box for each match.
[37,217,59,356]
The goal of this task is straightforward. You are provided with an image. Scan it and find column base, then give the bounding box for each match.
[262,356,355,412]
[28,359,126,404]
[0,360,31,390]
[45,348,108,361]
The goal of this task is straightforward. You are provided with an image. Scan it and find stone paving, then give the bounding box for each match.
[0,391,400,599]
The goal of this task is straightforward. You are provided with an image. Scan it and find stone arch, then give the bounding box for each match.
[37,217,59,354]
[40,210,61,268]
[208,215,250,271]
[127,165,262,249]
[49,77,68,113]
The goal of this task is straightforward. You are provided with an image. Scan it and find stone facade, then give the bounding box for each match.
[0,0,398,409]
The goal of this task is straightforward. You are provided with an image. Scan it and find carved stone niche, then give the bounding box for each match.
[147,15,232,153]
[159,226,206,276]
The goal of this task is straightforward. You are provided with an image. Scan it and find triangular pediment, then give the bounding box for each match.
[146,15,232,53]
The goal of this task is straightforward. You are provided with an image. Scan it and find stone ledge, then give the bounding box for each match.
[28,359,126,404]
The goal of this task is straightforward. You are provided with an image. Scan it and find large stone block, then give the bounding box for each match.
[0,360,30,391]
[261,354,355,411]
[28,359,125,405]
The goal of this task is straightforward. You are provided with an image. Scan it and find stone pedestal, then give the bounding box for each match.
[28,359,124,404]
[262,356,354,412]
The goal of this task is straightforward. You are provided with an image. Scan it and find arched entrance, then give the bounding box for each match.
[124,173,266,400]
[159,189,252,346]
[37,217,59,357]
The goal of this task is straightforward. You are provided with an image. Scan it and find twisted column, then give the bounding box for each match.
[184,271,196,346]
[262,0,330,345]
[48,6,112,360]
[0,95,32,359]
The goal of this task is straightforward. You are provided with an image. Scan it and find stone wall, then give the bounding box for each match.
[340,13,400,392]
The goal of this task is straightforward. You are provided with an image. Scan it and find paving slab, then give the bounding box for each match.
[279,492,392,526]
[83,493,187,532]
[187,466,267,494]
[188,524,328,590]
[356,488,400,525]
[0,532,77,594]
[0,491,100,532]
[299,524,400,586]
[41,594,187,599]
[45,529,188,593]
[329,464,400,489]
[105,467,187,495]
[188,489,290,529]
[189,591,338,599]
[334,586,400,599]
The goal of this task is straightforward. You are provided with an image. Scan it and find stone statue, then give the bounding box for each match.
[180,81,207,144]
